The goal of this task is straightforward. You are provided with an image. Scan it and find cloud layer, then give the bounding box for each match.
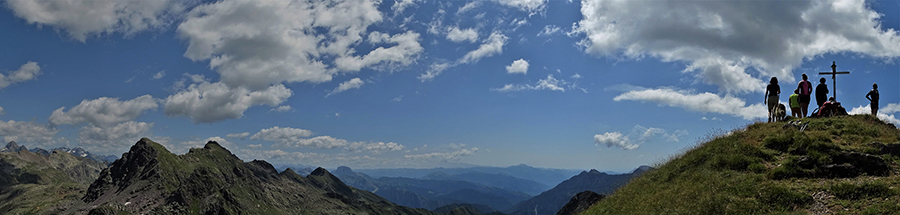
[575,0,900,93]
[614,88,767,120]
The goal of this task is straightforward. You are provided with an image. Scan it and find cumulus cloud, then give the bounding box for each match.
[226,132,251,140]
[249,126,314,143]
[0,61,42,89]
[392,0,420,13]
[495,0,546,13]
[49,95,159,127]
[574,0,900,94]
[163,80,292,123]
[270,105,293,112]
[0,120,58,145]
[505,59,529,74]
[613,88,768,120]
[461,31,508,64]
[327,78,365,97]
[594,125,685,150]
[249,126,405,153]
[593,132,637,150]
[77,121,153,154]
[492,74,577,92]
[178,0,422,90]
[447,27,478,43]
[152,71,166,80]
[848,103,900,125]
[405,146,478,162]
[6,0,181,42]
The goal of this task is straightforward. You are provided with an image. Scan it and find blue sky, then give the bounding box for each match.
[0,0,898,172]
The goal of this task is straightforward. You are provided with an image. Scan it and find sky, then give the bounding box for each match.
[0,0,899,172]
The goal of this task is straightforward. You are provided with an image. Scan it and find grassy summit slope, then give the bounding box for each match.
[583,115,900,214]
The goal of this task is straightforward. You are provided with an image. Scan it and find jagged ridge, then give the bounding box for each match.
[78,138,436,215]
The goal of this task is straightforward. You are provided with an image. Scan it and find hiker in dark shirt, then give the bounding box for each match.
[815,78,828,108]
[797,73,813,118]
[866,83,879,115]
[765,77,780,122]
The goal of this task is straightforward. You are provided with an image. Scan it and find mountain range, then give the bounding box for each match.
[505,166,651,215]
[356,164,582,188]
[2,138,440,214]
[2,141,118,164]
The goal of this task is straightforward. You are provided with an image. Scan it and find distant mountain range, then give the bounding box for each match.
[2,141,118,164]
[356,164,583,188]
[505,166,653,215]
[332,166,532,212]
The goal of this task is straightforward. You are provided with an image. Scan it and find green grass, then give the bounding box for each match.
[582,115,900,214]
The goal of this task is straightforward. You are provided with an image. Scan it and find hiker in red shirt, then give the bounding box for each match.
[797,73,813,118]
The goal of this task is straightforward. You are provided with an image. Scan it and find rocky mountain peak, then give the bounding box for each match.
[2,141,26,153]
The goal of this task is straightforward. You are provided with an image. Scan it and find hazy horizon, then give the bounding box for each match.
[1,0,898,171]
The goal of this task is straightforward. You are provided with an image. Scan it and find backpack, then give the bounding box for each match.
[799,81,812,95]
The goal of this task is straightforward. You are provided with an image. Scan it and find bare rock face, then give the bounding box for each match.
[556,191,605,215]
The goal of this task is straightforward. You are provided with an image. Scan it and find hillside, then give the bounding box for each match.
[0,144,107,214]
[583,115,900,214]
[506,167,648,215]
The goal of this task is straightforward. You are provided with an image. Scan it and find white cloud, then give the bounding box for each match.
[152,70,166,80]
[77,121,153,154]
[249,126,314,144]
[457,1,481,14]
[495,0,547,13]
[460,31,508,64]
[418,62,452,82]
[6,0,181,42]
[492,74,569,92]
[392,95,404,102]
[613,88,767,120]
[270,105,293,112]
[163,80,292,123]
[537,25,562,37]
[226,132,251,140]
[505,59,529,74]
[346,141,405,154]
[594,132,637,150]
[178,0,421,90]
[0,120,58,145]
[593,125,683,150]
[405,146,478,162]
[0,61,42,89]
[335,31,423,72]
[327,78,365,97]
[574,0,900,94]
[447,27,478,43]
[49,95,159,127]
[249,126,405,153]
[0,106,4,115]
[392,0,420,14]
[849,103,900,125]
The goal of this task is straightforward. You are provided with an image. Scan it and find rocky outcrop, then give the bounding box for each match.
[556,191,605,215]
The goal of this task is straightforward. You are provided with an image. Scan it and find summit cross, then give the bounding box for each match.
[819,61,850,100]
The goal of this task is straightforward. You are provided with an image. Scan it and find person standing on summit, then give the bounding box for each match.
[797,73,813,118]
[867,83,879,115]
[765,77,781,123]
[815,77,829,109]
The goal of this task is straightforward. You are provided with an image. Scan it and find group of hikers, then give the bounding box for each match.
[764,73,880,122]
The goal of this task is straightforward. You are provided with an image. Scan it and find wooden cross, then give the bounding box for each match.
[819,61,850,100]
